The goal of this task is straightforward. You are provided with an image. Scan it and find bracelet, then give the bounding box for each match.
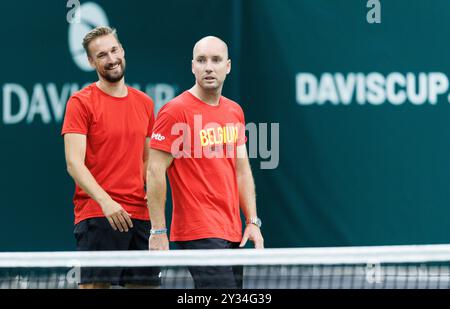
[150,228,167,235]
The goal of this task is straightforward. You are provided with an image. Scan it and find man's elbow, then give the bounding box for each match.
[65,159,81,177]
[147,161,167,180]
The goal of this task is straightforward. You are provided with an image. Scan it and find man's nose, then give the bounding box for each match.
[105,52,115,63]
[205,60,213,72]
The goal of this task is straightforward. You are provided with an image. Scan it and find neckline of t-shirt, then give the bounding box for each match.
[93,83,130,100]
[185,90,223,109]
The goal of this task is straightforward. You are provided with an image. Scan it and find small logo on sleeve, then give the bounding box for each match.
[151,132,166,141]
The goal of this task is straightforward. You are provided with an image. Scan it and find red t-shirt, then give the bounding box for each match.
[61,83,155,224]
[150,91,246,242]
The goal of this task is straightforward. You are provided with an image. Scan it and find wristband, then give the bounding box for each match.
[150,228,167,235]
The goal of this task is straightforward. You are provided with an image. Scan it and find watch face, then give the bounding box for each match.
[248,218,262,228]
[251,218,262,228]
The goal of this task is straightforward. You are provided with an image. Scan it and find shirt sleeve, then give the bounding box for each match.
[61,96,90,136]
[150,111,185,156]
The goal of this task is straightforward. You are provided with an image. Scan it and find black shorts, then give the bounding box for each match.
[74,217,161,286]
[176,238,243,289]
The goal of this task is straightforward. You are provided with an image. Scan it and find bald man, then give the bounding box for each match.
[147,36,264,288]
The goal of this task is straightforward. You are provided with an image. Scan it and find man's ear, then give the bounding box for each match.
[226,59,231,75]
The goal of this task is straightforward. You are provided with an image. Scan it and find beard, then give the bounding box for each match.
[100,59,126,83]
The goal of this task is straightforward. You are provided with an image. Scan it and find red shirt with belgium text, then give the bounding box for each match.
[61,83,154,224]
[150,91,246,242]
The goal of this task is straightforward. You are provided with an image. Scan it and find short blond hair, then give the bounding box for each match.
[82,26,120,56]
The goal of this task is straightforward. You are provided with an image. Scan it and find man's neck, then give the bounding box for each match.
[189,85,222,106]
[96,78,127,98]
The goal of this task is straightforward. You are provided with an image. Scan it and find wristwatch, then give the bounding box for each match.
[247,217,262,228]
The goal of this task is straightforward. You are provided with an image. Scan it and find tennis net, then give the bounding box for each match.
[1,244,450,288]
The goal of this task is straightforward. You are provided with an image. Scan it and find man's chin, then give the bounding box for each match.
[102,72,125,83]
[200,83,220,91]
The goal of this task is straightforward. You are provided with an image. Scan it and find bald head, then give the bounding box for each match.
[191,36,231,93]
[193,36,229,60]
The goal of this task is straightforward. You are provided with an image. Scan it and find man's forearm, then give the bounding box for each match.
[67,161,111,204]
[237,166,258,220]
[146,166,167,229]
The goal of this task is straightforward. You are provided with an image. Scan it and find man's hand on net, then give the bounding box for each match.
[100,199,133,232]
[240,225,264,249]
[149,234,169,250]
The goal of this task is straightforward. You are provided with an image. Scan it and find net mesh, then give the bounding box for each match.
[1,245,450,289]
